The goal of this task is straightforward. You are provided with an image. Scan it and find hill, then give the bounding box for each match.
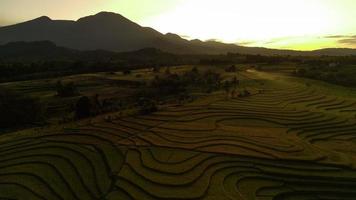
[1,12,356,56]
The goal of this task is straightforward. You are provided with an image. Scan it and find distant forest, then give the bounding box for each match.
[1,41,356,85]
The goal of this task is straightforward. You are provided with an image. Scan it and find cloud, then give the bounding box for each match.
[324,35,349,39]
[337,36,356,45]
[236,41,256,46]
[0,16,11,26]
[324,35,356,45]
[338,37,356,45]
[206,38,224,43]
[235,37,300,47]
[179,35,191,39]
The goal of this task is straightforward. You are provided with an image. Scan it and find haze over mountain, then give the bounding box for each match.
[1,12,356,56]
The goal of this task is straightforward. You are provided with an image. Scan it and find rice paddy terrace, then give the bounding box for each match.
[1,69,356,200]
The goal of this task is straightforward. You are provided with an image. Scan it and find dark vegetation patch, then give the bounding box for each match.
[0,87,45,130]
[295,65,356,87]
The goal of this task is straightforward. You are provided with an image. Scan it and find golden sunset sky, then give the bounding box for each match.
[1,0,356,50]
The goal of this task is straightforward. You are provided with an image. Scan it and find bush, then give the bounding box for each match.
[0,88,44,129]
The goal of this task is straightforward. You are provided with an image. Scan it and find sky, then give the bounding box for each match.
[1,0,356,50]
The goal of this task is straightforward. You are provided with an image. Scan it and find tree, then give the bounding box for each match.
[225,65,237,72]
[123,70,131,75]
[56,80,79,97]
[75,96,92,119]
[223,81,232,98]
[165,68,171,75]
[238,88,251,97]
[204,70,222,93]
[232,76,239,89]
[151,74,186,96]
[137,97,158,115]
[191,66,199,74]
[153,66,161,73]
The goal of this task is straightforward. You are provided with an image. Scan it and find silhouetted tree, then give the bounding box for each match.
[123,70,131,75]
[153,66,161,73]
[232,76,239,89]
[165,68,171,75]
[225,65,237,72]
[223,81,232,98]
[191,66,199,74]
[137,97,158,115]
[204,70,222,92]
[75,96,92,119]
[56,80,79,97]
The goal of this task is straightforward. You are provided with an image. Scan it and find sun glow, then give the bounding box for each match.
[140,0,351,50]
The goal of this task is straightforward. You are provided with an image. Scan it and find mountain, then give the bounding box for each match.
[0,41,181,63]
[1,12,356,56]
[0,41,77,60]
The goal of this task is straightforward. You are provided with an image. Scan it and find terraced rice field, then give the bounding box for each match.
[1,70,356,200]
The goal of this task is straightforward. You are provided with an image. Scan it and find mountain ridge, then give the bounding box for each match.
[1,11,356,56]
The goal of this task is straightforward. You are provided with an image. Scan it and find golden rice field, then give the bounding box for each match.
[1,69,356,200]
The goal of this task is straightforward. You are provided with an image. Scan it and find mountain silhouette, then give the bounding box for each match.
[1,12,356,56]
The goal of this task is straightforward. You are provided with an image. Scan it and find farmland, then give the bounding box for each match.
[1,66,356,200]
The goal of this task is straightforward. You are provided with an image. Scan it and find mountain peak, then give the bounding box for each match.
[95,11,124,17]
[32,16,52,23]
[165,33,183,39]
[77,11,130,23]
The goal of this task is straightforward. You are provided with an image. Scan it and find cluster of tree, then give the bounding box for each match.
[222,76,251,98]
[0,61,127,82]
[146,67,223,97]
[200,53,356,67]
[75,94,115,119]
[0,42,200,83]
[225,65,238,72]
[137,98,158,115]
[180,67,223,93]
[3,42,356,83]
[73,92,159,118]
[199,54,288,65]
[295,66,356,87]
[0,88,45,130]
[56,81,79,97]
[129,67,224,114]
[3,40,356,79]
